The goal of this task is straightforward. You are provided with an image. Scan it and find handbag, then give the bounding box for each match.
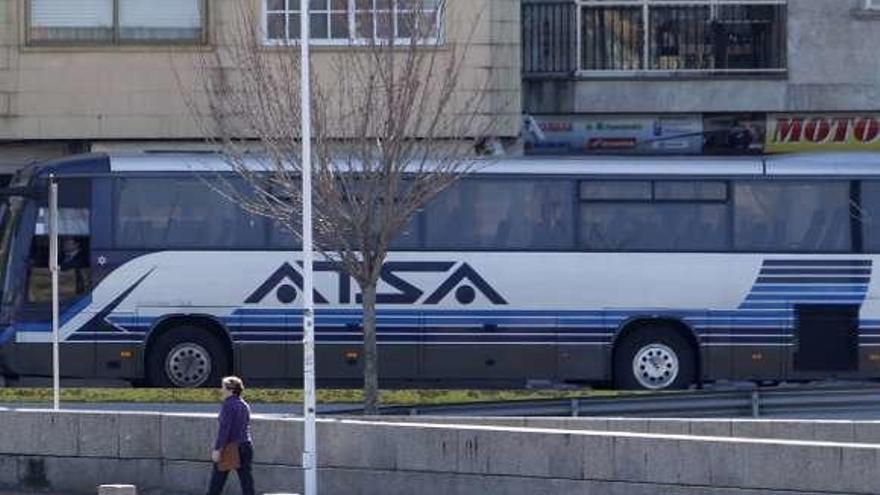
[217,442,240,472]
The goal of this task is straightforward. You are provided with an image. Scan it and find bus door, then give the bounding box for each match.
[791,304,859,377]
[14,178,94,377]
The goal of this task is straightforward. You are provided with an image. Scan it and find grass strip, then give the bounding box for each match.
[0,388,617,405]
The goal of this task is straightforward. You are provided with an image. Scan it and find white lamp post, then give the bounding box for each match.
[49,175,60,411]
[299,0,318,494]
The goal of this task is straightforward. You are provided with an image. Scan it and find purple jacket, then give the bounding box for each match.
[214,395,253,450]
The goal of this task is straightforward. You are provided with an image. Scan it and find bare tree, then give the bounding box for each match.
[184,0,503,413]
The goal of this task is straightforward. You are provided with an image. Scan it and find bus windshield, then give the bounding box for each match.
[0,197,22,301]
[0,167,33,303]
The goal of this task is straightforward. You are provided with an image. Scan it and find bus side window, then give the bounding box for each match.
[734,181,850,252]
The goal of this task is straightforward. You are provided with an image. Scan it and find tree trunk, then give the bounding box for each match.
[361,282,380,415]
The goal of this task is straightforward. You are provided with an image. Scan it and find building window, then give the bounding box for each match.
[264,0,443,45]
[579,0,786,74]
[522,0,786,76]
[28,0,206,45]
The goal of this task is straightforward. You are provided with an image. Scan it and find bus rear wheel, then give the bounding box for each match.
[614,326,695,390]
[147,326,229,388]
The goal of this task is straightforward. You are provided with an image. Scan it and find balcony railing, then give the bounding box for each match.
[523,0,787,77]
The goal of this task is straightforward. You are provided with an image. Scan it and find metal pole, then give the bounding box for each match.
[642,0,650,71]
[300,1,317,494]
[48,176,60,411]
[575,2,582,72]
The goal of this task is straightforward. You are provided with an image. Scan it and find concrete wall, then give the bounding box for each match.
[525,0,880,114]
[3,409,880,494]
[377,416,880,444]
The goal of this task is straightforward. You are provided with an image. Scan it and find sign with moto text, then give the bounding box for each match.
[766,114,880,152]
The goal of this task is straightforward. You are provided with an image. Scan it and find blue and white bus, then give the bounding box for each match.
[0,151,879,389]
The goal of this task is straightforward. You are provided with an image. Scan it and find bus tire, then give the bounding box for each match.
[147,326,229,388]
[613,326,695,391]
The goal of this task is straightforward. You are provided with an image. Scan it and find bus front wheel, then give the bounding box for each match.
[147,326,229,388]
[613,326,695,390]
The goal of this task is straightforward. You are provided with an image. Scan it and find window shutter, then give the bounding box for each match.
[30,0,112,27]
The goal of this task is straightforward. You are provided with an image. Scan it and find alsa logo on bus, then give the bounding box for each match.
[245,261,508,306]
[772,116,880,144]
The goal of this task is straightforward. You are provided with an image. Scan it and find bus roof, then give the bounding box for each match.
[106,153,766,176]
[25,151,880,178]
[765,152,880,176]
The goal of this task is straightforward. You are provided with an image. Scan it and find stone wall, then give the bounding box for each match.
[1,409,880,494]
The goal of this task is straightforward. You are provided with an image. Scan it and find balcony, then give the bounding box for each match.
[523,0,787,77]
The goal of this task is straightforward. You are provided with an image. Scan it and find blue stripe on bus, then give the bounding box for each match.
[63,327,880,345]
[228,333,604,344]
[221,325,805,335]
[106,309,873,328]
[112,311,818,330]
[0,326,14,345]
[745,294,866,301]
[759,268,872,276]
[762,260,872,267]
[230,316,802,328]
[697,327,790,334]
[233,308,630,318]
[226,325,615,335]
[699,336,790,343]
[228,316,563,327]
[689,319,793,326]
[104,318,146,326]
[230,308,801,320]
[712,341,793,345]
[232,307,750,319]
[755,277,870,284]
[17,295,93,333]
[749,285,868,293]
[68,334,142,342]
[226,333,785,345]
[697,313,797,319]
[737,303,855,310]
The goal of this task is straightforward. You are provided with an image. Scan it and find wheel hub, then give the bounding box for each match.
[165,342,212,387]
[632,343,679,390]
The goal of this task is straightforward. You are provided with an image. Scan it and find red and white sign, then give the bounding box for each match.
[766,114,880,152]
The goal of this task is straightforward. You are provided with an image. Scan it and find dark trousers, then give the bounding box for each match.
[207,442,255,495]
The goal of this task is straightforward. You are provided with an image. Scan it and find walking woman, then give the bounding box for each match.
[207,376,255,495]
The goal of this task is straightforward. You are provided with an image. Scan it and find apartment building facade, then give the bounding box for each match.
[522,0,880,156]
[2,0,879,172]
[0,0,521,176]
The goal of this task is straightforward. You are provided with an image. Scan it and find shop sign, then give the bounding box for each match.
[766,114,880,152]
[523,115,704,155]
